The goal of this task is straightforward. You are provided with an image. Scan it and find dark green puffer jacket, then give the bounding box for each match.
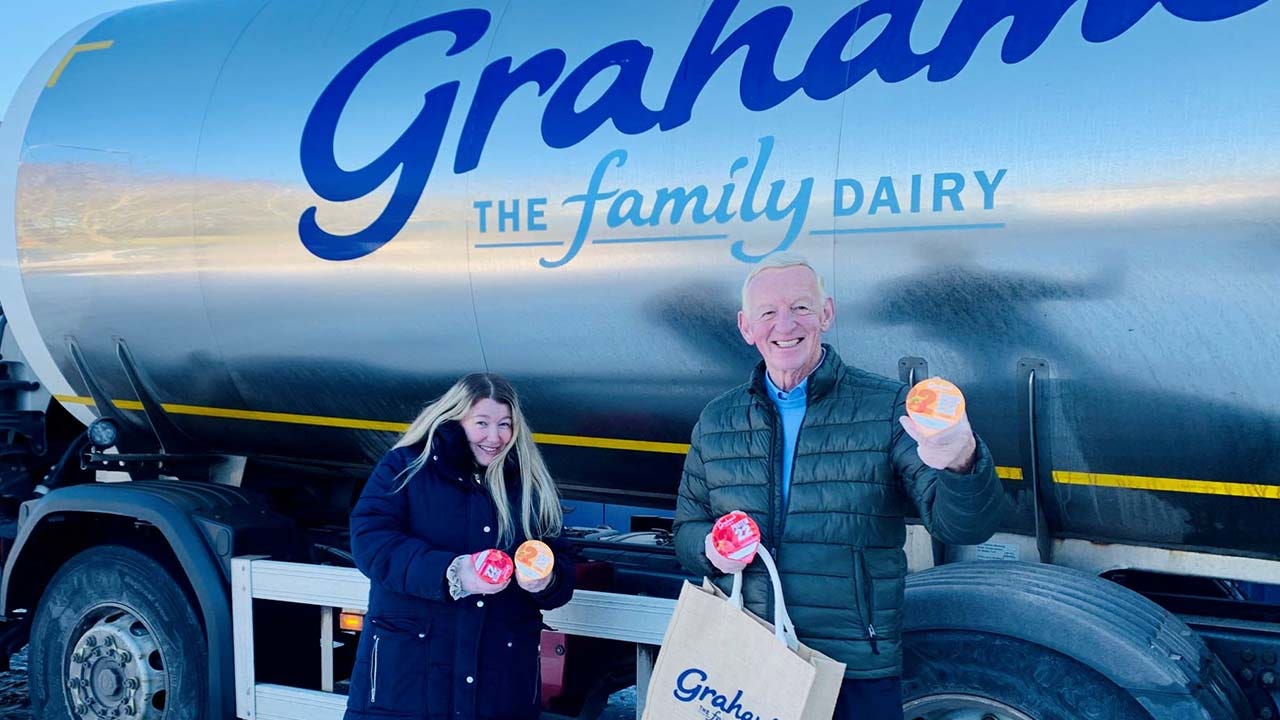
[673,346,1004,679]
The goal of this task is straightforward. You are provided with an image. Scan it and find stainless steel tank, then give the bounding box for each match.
[2,0,1277,556]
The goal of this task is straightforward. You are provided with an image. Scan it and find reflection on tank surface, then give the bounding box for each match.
[861,240,1280,556]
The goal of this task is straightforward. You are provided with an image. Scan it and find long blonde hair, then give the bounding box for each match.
[393,373,563,545]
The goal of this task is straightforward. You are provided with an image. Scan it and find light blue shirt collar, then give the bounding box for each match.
[765,371,806,403]
[763,348,826,402]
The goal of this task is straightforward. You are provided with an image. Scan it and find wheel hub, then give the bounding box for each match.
[67,607,167,719]
[91,661,124,699]
[904,693,1037,720]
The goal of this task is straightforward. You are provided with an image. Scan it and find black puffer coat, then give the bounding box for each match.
[673,347,1003,678]
[345,421,574,720]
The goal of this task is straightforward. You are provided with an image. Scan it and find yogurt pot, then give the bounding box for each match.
[711,510,761,564]
[515,539,555,581]
[906,377,966,436]
[472,548,514,585]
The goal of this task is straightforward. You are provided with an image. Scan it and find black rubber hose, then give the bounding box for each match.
[38,430,89,492]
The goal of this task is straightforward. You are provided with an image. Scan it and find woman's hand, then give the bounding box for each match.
[516,571,553,594]
[454,554,510,595]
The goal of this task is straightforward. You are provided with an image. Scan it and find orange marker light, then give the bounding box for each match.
[338,610,365,632]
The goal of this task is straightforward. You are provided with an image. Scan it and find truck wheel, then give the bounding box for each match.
[28,545,207,719]
[902,630,1149,720]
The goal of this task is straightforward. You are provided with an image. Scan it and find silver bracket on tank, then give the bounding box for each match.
[899,356,949,568]
[114,338,200,455]
[66,336,154,452]
[898,356,929,388]
[1017,358,1057,564]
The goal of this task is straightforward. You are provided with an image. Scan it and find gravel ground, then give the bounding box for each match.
[589,686,639,719]
[0,649,637,720]
[0,649,28,720]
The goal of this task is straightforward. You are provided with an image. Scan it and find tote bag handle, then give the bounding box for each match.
[727,546,800,651]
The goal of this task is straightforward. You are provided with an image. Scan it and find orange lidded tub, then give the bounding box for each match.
[515,540,555,581]
[906,378,966,436]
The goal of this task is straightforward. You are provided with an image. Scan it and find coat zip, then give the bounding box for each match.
[864,559,880,655]
[768,406,780,559]
[370,634,380,703]
[533,648,542,704]
[750,396,781,620]
[854,551,881,655]
[763,392,799,617]
[779,406,807,546]
[772,388,808,599]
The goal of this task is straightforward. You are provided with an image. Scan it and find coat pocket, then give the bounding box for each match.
[850,550,880,655]
[351,616,430,715]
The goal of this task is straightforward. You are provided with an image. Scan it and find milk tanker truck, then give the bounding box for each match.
[0,0,1278,718]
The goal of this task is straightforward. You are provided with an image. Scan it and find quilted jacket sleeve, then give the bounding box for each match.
[673,420,719,578]
[891,385,1006,545]
[350,449,458,601]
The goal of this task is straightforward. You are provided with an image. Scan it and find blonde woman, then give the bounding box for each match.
[344,373,571,720]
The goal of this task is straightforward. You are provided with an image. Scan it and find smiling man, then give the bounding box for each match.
[673,253,1004,719]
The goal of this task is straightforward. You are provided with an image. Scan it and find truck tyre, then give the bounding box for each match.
[28,545,207,720]
[902,630,1149,720]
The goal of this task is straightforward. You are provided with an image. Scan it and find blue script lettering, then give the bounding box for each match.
[300,0,1265,262]
[548,136,810,268]
[673,667,706,703]
[298,9,489,261]
[551,149,625,269]
[673,668,766,720]
[730,136,813,262]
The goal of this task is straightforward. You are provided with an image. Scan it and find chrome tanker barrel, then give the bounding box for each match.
[2,1,1278,556]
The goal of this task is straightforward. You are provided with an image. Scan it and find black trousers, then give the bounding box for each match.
[831,676,903,720]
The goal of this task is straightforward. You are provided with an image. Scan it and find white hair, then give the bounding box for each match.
[740,253,828,311]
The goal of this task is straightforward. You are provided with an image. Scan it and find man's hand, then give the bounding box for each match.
[899,413,977,472]
[516,571,553,594]
[454,554,510,595]
[704,533,750,574]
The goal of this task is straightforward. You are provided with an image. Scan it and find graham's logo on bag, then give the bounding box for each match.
[673,667,777,720]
